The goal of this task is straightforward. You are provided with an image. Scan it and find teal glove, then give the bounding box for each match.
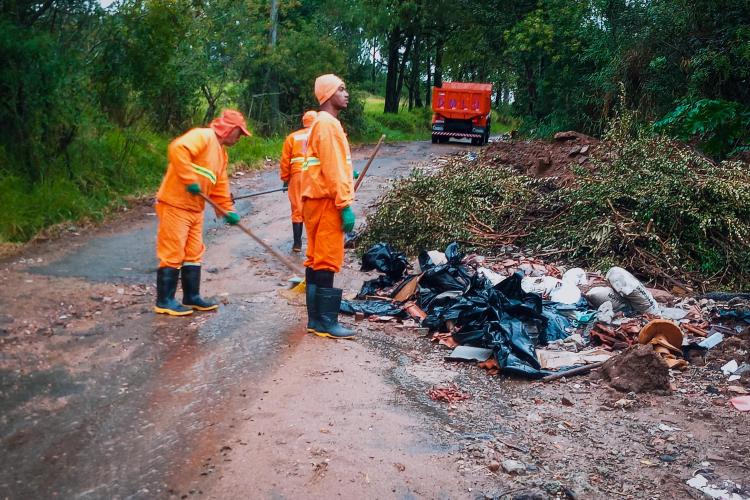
[282,181,288,192]
[353,170,360,180]
[341,206,355,232]
[224,211,241,225]
[187,183,201,194]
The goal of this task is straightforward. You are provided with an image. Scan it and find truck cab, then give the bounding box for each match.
[431,82,493,145]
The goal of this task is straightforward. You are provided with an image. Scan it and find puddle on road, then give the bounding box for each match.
[0,295,304,499]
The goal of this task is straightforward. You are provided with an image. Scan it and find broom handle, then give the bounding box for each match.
[198,192,303,275]
[354,134,386,192]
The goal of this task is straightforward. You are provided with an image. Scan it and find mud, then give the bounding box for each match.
[1,137,748,499]
[484,132,600,184]
[599,344,672,394]
[0,139,476,498]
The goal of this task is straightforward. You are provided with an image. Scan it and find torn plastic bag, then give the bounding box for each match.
[340,299,406,318]
[453,321,549,378]
[356,275,396,299]
[717,308,750,323]
[541,305,572,343]
[360,242,409,280]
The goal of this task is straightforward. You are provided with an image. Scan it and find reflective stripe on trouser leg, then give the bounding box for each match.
[302,198,344,273]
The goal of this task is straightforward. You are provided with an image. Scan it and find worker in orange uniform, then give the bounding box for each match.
[154,109,251,316]
[301,74,356,339]
[280,110,317,252]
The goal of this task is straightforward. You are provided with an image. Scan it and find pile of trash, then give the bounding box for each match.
[343,242,750,397]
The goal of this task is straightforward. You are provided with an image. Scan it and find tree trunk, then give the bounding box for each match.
[267,0,280,132]
[384,26,402,113]
[395,35,413,110]
[425,53,432,106]
[434,38,444,88]
[410,35,422,109]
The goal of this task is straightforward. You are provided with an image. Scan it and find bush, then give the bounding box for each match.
[653,99,750,159]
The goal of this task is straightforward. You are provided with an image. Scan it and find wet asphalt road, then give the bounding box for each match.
[0,140,476,498]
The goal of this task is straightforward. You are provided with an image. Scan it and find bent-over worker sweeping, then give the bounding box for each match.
[301,74,356,339]
[280,110,317,252]
[154,109,250,316]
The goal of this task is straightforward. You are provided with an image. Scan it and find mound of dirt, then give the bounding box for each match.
[598,344,672,393]
[486,130,600,184]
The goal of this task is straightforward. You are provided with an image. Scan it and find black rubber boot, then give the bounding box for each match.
[155,267,193,316]
[312,287,355,339]
[292,222,303,253]
[305,283,319,333]
[181,265,218,311]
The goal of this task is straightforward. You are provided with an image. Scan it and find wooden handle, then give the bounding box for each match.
[541,361,606,382]
[354,134,386,192]
[198,193,303,275]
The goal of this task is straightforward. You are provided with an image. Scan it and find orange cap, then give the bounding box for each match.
[210,109,251,140]
[302,110,318,127]
[314,74,344,104]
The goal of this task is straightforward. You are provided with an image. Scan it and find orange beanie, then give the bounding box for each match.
[314,74,344,104]
[210,109,251,140]
[302,110,318,127]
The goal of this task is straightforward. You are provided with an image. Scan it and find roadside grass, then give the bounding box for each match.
[356,95,432,143]
[0,98,517,246]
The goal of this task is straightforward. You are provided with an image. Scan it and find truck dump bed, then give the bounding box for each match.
[432,82,493,119]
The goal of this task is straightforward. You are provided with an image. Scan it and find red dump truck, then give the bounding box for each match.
[431,82,493,145]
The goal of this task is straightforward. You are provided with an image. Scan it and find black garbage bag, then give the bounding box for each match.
[356,275,396,299]
[360,242,409,280]
[340,299,407,318]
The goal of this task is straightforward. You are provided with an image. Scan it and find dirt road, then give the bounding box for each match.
[1,139,748,500]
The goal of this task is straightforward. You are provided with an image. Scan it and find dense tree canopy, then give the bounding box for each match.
[1,0,749,185]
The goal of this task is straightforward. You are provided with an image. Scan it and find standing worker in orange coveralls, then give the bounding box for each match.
[154,109,251,316]
[280,110,317,252]
[302,74,356,339]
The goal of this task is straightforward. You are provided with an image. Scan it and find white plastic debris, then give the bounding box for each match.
[686,474,746,500]
[722,360,739,376]
[699,332,724,349]
[562,267,587,286]
[477,267,506,286]
[597,301,615,324]
[521,276,581,304]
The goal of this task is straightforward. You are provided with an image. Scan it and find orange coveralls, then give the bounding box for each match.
[301,111,353,273]
[155,128,235,268]
[279,127,310,223]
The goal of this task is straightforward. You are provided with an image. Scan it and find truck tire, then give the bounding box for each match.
[431,134,438,144]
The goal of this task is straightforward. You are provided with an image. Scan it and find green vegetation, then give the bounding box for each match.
[363,111,750,290]
[356,96,432,142]
[2,0,749,245]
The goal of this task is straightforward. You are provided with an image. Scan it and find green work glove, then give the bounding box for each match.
[224,211,241,225]
[282,181,289,192]
[187,183,201,195]
[353,170,360,180]
[341,206,355,232]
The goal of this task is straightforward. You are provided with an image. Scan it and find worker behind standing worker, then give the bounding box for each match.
[301,74,356,339]
[154,109,251,316]
[280,110,317,253]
